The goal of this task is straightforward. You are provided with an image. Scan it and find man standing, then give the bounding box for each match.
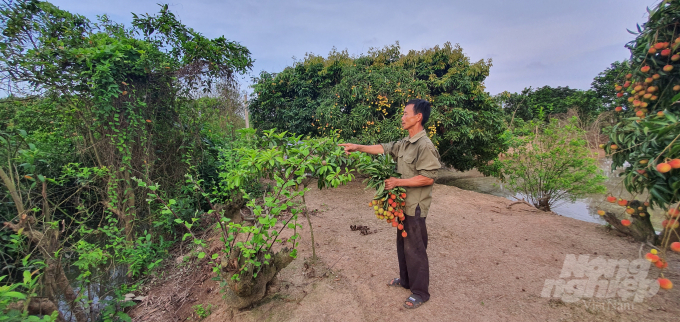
[339,99,441,309]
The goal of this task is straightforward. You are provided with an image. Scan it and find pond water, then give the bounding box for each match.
[57,256,130,319]
[437,159,666,229]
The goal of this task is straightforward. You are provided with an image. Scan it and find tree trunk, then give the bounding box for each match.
[4,215,88,322]
[8,298,66,322]
[220,248,294,309]
[602,200,658,244]
[536,196,551,212]
[300,183,317,261]
[303,207,317,261]
[43,259,88,322]
[214,201,245,224]
[122,170,136,241]
[0,166,25,216]
[104,172,135,241]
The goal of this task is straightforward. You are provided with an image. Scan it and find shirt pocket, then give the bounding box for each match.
[398,150,417,178]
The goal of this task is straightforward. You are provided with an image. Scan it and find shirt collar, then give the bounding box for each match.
[406,129,427,143]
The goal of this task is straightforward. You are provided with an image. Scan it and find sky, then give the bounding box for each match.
[50,0,658,95]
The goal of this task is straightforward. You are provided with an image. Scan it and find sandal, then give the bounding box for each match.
[403,294,425,309]
[387,278,402,287]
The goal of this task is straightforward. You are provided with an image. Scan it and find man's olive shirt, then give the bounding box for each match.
[381,129,441,218]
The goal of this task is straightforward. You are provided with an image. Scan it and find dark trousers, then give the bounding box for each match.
[397,205,430,301]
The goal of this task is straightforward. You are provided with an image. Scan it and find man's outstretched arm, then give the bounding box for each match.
[338,143,384,155]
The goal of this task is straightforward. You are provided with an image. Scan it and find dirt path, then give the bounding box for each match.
[130,181,680,322]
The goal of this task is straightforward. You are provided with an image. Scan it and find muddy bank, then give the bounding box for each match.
[129,181,680,322]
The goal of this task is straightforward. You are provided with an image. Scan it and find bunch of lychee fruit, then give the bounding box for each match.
[655,158,680,173]
[369,189,408,237]
[612,39,680,118]
[612,71,660,117]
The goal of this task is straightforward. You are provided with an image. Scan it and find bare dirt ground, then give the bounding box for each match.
[129,180,680,322]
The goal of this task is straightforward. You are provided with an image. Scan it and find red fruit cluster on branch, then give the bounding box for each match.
[656,159,680,173]
[611,38,680,119]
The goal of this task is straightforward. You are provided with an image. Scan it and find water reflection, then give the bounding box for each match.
[57,257,129,320]
[438,159,665,229]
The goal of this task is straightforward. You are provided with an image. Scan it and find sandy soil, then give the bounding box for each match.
[128,180,680,322]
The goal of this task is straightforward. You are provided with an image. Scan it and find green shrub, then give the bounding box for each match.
[500,117,607,211]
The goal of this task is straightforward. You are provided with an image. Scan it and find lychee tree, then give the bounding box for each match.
[249,42,508,176]
[602,0,680,290]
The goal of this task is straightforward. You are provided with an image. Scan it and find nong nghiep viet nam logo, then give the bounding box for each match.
[541,254,659,303]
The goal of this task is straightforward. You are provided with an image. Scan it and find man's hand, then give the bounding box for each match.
[338,143,360,155]
[385,177,401,190]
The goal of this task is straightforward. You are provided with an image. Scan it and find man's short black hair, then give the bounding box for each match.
[406,99,431,126]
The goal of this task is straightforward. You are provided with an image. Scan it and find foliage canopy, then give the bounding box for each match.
[498,85,604,124]
[249,42,508,175]
[0,1,253,320]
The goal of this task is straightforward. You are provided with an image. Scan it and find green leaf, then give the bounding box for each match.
[665,111,677,123]
[650,188,669,204]
[671,92,680,103]
[23,270,31,284]
[376,182,385,196]
[197,252,205,259]
[3,291,27,299]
